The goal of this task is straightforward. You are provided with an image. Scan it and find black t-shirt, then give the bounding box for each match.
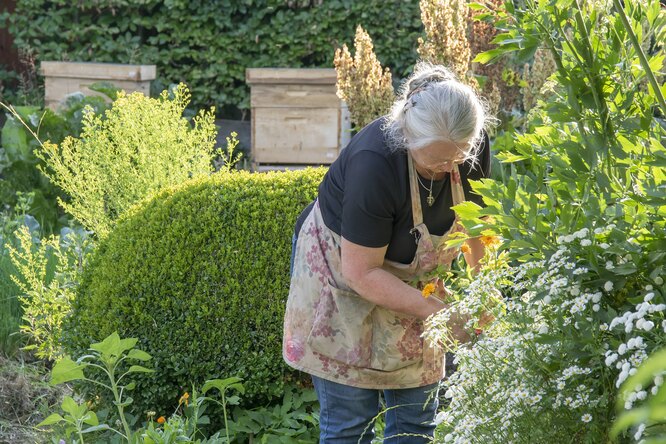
[298,118,491,264]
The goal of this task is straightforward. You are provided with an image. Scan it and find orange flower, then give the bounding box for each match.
[479,235,501,248]
[461,243,471,254]
[179,392,190,406]
[157,416,166,424]
[422,283,436,298]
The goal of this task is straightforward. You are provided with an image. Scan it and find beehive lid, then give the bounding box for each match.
[40,61,156,81]
[246,68,336,85]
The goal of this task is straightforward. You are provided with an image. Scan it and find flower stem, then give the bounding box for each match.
[612,0,666,117]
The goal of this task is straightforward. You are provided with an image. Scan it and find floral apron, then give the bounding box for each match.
[283,154,466,389]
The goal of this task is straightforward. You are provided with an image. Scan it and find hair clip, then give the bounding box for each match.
[403,99,417,114]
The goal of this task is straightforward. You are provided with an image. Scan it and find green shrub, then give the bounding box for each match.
[36,84,218,237]
[65,168,325,417]
[1,1,423,115]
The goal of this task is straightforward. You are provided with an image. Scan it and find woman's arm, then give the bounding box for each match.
[463,236,485,272]
[341,237,445,320]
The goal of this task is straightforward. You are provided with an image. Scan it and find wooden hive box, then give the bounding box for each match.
[246,68,351,167]
[40,61,156,109]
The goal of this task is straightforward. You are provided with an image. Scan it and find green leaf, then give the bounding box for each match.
[61,396,86,419]
[611,408,649,437]
[51,358,86,385]
[127,349,152,361]
[82,411,99,426]
[37,413,64,427]
[202,377,245,396]
[473,48,507,64]
[90,332,122,356]
[128,365,154,373]
[82,424,111,434]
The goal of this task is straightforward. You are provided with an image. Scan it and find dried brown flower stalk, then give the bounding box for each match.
[418,0,472,82]
[522,47,557,112]
[334,25,395,129]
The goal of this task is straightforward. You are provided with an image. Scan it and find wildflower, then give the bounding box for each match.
[157,416,166,424]
[600,323,609,331]
[635,423,646,441]
[480,235,501,248]
[581,413,592,423]
[641,320,654,331]
[461,243,471,254]
[422,283,436,298]
[179,392,190,406]
[580,239,592,247]
[604,281,613,292]
[644,292,654,302]
[655,276,664,285]
[599,243,610,249]
[605,353,618,366]
[435,411,447,425]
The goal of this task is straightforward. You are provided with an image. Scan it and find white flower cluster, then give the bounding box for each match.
[605,288,666,405]
[437,332,551,444]
[427,226,666,442]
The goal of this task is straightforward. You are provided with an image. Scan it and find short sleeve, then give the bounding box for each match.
[340,151,398,248]
[461,132,491,206]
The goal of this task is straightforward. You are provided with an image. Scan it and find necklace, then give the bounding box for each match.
[416,173,436,207]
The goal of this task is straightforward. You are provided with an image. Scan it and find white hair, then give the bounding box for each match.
[383,62,492,162]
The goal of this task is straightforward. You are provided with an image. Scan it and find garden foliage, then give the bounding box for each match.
[36,84,218,238]
[1,0,423,115]
[8,224,93,361]
[0,88,114,235]
[425,0,666,442]
[64,168,325,417]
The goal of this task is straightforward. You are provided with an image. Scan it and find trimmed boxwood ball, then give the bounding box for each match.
[65,168,326,415]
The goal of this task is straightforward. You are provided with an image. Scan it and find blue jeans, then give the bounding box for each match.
[312,375,439,444]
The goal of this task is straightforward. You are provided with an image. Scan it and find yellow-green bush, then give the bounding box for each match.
[64,168,325,415]
[37,84,218,238]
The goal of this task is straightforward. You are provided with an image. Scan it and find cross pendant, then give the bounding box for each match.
[427,195,435,207]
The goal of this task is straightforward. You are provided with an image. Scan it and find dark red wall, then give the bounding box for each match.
[0,0,21,72]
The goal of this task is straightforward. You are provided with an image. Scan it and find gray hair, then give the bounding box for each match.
[383,62,491,161]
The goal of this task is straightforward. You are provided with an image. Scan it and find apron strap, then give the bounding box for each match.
[449,164,465,206]
[407,154,424,228]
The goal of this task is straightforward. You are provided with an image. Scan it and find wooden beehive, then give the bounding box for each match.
[246,68,351,166]
[40,61,156,109]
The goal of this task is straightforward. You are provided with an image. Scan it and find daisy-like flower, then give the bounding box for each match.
[581,413,592,423]
[422,283,436,298]
[461,243,471,254]
[604,281,614,292]
[480,235,501,248]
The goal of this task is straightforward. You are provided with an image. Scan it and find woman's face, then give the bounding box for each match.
[410,140,469,176]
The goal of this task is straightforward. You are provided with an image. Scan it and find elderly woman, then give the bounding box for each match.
[283,62,492,443]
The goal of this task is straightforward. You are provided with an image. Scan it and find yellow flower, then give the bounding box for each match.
[479,235,501,248]
[157,416,166,424]
[179,392,190,406]
[422,283,436,298]
[461,243,471,254]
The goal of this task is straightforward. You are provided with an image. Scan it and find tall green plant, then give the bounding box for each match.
[7,224,93,360]
[36,84,218,237]
[427,0,666,441]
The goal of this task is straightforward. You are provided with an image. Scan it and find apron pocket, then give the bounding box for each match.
[307,281,374,368]
[370,308,424,372]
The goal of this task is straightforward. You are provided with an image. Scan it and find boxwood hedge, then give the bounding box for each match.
[64,168,325,415]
